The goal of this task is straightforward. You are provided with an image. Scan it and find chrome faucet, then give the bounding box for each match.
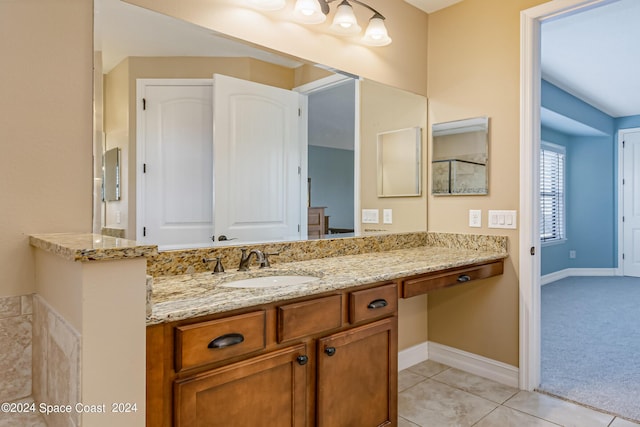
[237,248,265,271]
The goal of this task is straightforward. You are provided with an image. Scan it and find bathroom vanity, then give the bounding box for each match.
[145,233,507,426]
[28,231,507,427]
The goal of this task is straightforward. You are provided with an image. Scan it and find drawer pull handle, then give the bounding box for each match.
[208,333,244,349]
[367,299,388,309]
[297,355,309,365]
[325,346,336,357]
[457,274,471,283]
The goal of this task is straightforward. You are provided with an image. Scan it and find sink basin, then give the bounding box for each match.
[220,275,321,289]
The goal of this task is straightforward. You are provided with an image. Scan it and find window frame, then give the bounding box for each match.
[540,141,566,246]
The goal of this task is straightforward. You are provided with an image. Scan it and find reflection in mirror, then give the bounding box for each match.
[103,147,120,201]
[94,0,427,249]
[377,127,422,197]
[432,117,489,195]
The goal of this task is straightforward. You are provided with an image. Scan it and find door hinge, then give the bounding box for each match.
[622,253,625,260]
[622,140,625,148]
[143,227,147,237]
[298,166,301,175]
[530,246,535,256]
[298,108,301,117]
[143,163,147,173]
[298,224,301,232]
[143,98,147,110]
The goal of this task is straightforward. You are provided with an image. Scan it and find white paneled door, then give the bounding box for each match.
[213,74,302,242]
[139,80,214,249]
[623,129,640,277]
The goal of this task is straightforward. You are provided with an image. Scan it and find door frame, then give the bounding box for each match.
[618,127,640,276]
[519,0,611,390]
[294,74,361,234]
[135,78,214,243]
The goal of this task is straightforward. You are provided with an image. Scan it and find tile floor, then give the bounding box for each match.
[399,360,640,427]
[3,361,638,426]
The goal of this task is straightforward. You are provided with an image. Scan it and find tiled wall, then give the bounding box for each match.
[32,295,81,427]
[0,295,33,403]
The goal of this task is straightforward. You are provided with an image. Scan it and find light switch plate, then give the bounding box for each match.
[488,210,517,229]
[469,210,481,228]
[362,209,379,224]
[383,209,393,224]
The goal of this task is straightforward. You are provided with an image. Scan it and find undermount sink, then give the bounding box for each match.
[220,275,321,289]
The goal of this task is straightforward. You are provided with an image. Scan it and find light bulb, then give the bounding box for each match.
[362,15,391,46]
[293,0,326,24]
[329,1,361,35]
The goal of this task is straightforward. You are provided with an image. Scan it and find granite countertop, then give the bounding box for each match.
[148,245,507,325]
[30,233,158,261]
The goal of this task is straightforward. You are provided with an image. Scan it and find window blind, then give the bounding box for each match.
[540,143,565,242]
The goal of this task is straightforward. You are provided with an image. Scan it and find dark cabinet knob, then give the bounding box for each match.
[457,274,471,283]
[325,346,336,356]
[296,355,309,365]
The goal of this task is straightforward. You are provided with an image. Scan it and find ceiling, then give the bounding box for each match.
[541,0,640,119]
[96,0,640,125]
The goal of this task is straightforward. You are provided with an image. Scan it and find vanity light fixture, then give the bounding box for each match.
[250,0,391,46]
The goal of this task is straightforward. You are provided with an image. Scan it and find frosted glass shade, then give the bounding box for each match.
[362,16,391,46]
[329,2,361,35]
[293,0,326,24]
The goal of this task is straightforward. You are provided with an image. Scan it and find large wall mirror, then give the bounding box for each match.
[432,116,489,195]
[94,0,427,249]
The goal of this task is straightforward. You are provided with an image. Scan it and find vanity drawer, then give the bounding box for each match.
[401,260,504,298]
[278,294,342,343]
[349,283,397,324]
[175,311,266,372]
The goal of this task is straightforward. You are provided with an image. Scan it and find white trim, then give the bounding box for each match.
[427,342,519,388]
[541,268,620,286]
[293,73,352,94]
[520,0,614,392]
[618,127,640,277]
[398,342,430,371]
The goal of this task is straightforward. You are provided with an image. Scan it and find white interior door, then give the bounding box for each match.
[213,74,302,242]
[138,80,213,249]
[623,129,640,277]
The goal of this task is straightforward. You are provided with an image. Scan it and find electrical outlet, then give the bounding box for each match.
[569,250,576,259]
[469,210,481,228]
[362,209,379,224]
[383,209,393,224]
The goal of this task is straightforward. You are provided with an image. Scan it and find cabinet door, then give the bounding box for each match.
[174,344,308,427]
[317,317,398,427]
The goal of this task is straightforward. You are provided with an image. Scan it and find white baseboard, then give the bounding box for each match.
[398,342,429,371]
[401,341,519,388]
[541,268,619,285]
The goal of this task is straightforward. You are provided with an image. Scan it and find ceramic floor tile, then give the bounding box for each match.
[432,367,519,404]
[611,418,640,427]
[399,379,498,427]
[504,391,614,427]
[398,416,421,427]
[405,360,450,378]
[474,405,562,427]
[399,369,428,392]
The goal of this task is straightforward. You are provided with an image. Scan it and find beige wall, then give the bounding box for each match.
[360,79,428,233]
[0,0,93,297]
[124,0,428,96]
[426,0,548,367]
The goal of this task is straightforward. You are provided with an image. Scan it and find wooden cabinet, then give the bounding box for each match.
[317,318,397,427]
[147,282,398,427]
[174,344,307,427]
[307,207,326,239]
[400,260,504,298]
